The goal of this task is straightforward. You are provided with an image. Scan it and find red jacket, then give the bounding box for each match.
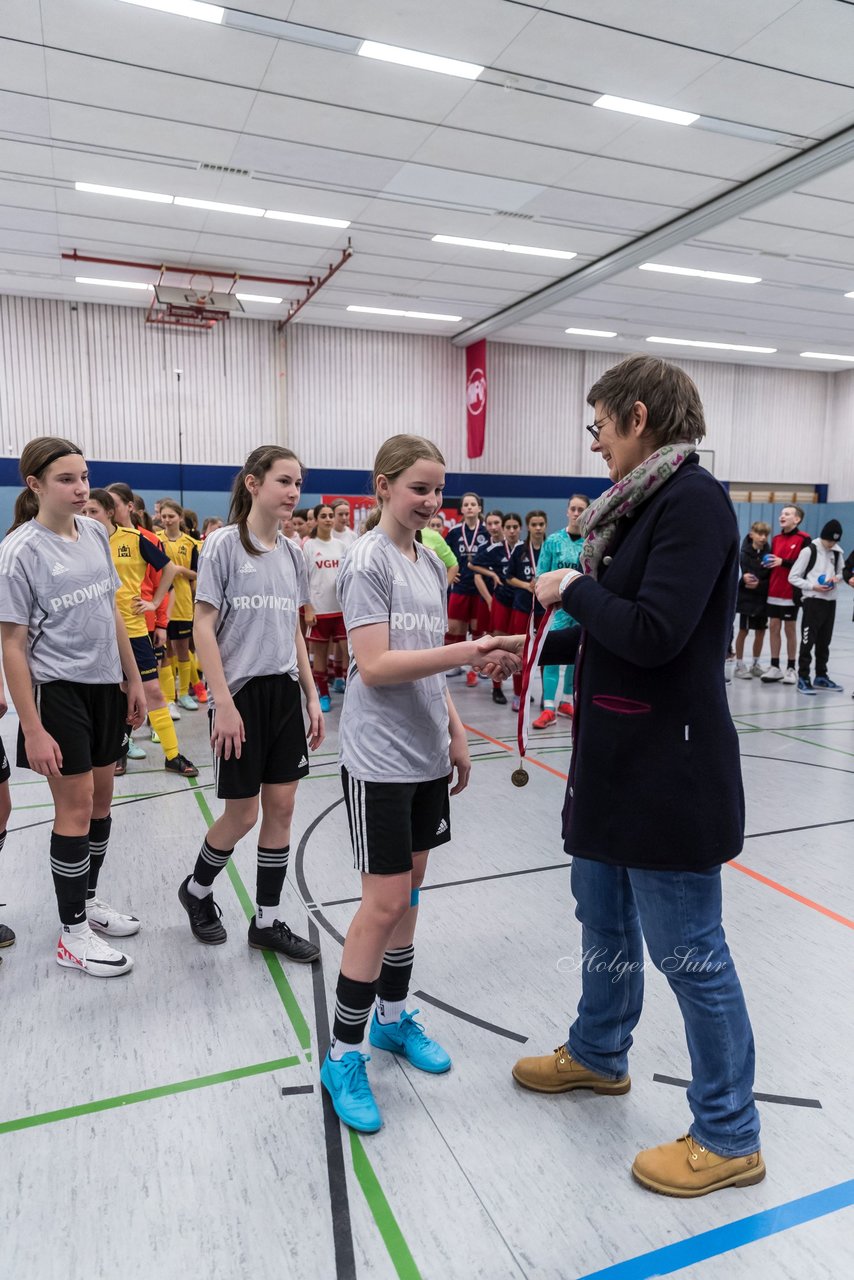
[139,527,170,630]
[767,528,812,605]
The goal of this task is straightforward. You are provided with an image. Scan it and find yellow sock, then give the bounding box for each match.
[158,663,175,705]
[189,654,200,687]
[148,706,179,760]
[170,656,179,690]
[178,659,192,697]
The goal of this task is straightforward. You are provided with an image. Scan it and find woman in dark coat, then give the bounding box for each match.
[511,356,765,1199]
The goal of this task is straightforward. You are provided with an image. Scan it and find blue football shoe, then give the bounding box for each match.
[369,1009,451,1074]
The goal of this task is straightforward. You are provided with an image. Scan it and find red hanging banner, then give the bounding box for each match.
[466,339,487,459]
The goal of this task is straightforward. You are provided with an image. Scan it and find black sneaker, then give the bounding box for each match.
[248,916,319,963]
[165,753,199,778]
[0,921,15,948]
[492,687,507,705]
[178,876,227,944]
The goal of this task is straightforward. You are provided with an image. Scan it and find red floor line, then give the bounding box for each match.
[463,720,854,930]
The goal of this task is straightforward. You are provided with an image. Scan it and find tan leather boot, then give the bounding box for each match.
[511,1045,631,1094]
[632,1134,766,1197]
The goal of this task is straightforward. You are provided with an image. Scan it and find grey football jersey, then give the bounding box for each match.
[338,530,450,783]
[0,517,122,684]
[195,524,309,705]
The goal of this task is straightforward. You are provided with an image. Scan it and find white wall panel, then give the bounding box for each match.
[0,294,280,464]
[0,299,849,497]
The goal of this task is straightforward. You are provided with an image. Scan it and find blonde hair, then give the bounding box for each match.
[363,434,446,533]
[750,521,770,536]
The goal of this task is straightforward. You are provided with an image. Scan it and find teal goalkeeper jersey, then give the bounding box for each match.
[538,529,585,629]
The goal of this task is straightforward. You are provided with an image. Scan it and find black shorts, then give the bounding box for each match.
[18,682,127,776]
[738,613,767,632]
[129,633,159,682]
[341,765,451,875]
[767,603,798,622]
[211,674,308,800]
[167,620,194,641]
[0,735,9,784]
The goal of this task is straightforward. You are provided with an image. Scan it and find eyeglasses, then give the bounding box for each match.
[586,417,608,442]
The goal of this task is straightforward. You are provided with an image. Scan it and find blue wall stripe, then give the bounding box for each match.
[575,1178,854,1280]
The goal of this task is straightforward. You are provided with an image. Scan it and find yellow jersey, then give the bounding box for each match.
[109,525,170,639]
[160,533,199,622]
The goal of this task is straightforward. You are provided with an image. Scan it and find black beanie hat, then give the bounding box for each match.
[821,520,842,542]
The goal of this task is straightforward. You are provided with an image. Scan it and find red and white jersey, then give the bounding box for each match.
[303,535,347,614]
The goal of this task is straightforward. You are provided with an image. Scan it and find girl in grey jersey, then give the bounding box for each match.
[0,437,146,979]
[177,446,323,965]
[320,434,521,1135]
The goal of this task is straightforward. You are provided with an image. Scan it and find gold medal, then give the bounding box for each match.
[511,766,529,788]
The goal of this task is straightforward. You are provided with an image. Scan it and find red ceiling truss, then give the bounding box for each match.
[61,243,353,329]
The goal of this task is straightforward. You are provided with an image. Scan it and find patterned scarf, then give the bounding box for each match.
[577,443,693,579]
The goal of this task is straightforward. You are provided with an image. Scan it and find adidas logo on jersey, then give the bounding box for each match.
[435,817,449,836]
[237,561,257,574]
[392,575,407,586]
[298,755,308,767]
[50,561,67,576]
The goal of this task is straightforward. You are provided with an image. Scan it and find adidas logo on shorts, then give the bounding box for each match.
[50,561,67,576]
[298,755,308,767]
[435,817,448,836]
[237,561,257,574]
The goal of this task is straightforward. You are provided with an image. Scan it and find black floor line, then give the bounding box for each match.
[321,861,571,908]
[413,991,528,1044]
[746,816,854,839]
[294,798,530,1045]
[307,917,356,1280]
[741,752,854,775]
[653,1074,822,1108]
[281,1084,315,1097]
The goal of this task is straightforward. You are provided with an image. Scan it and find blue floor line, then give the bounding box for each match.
[575,1178,854,1279]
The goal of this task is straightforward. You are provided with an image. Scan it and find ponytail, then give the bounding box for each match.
[6,488,39,535]
[363,434,446,537]
[228,445,303,556]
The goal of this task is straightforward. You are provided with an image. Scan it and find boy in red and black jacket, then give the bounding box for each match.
[760,504,812,684]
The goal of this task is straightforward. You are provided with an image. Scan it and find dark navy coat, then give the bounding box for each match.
[541,455,744,871]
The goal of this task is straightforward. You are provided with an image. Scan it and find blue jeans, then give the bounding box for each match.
[567,856,760,1157]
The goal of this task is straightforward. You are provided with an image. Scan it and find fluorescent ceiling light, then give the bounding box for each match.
[75,277,153,290]
[358,40,482,79]
[800,351,854,362]
[647,336,777,353]
[236,293,283,305]
[347,305,461,322]
[116,0,224,22]
[432,235,576,260]
[844,291,854,299]
[175,196,264,217]
[566,327,617,337]
[593,95,698,126]
[75,181,172,203]
[265,209,350,229]
[640,263,761,284]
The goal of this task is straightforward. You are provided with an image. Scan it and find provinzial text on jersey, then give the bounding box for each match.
[232,594,298,611]
[50,577,115,611]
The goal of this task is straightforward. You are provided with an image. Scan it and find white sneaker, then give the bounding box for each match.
[761,667,784,682]
[750,663,764,677]
[87,896,141,937]
[782,668,797,685]
[734,664,752,680]
[56,926,133,977]
[167,701,182,720]
[126,739,146,760]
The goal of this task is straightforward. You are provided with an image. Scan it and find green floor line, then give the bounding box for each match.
[730,704,841,718]
[188,781,312,1053]
[350,1132,423,1280]
[767,719,854,732]
[769,731,854,758]
[0,1055,302,1136]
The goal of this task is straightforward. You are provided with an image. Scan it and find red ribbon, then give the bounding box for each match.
[516,604,555,760]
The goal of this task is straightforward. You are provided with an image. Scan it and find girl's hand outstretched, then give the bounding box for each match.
[211,700,245,761]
